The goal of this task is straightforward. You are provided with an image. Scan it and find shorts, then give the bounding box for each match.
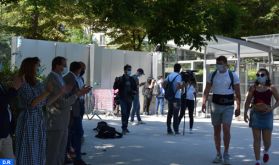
[211,103,234,126]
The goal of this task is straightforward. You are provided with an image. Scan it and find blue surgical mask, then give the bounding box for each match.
[36,66,44,76]
[0,63,3,72]
[216,64,225,72]
[127,71,131,76]
[257,76,267,84]
[62,67,68,75]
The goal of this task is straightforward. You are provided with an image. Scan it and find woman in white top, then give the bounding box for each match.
[178,76,197,133]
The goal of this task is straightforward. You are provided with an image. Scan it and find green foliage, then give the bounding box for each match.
[0,59,18,87]
[248,69,257,81]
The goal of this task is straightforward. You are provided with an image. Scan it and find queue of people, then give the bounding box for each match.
[0,56,91,165]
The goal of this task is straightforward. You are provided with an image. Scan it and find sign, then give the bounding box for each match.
[93,89,114,111]
[0,159,14,165]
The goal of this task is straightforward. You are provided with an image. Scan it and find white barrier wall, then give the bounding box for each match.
[11,37,162,114]
[11,37,161,88]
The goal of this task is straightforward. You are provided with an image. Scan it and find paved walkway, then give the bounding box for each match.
[81,115,279,165]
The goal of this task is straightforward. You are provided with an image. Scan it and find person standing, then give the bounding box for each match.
[130,68,145,124]
[244,68,279,165]
[178,75,197,133]
[202,56,241,165]
[65,62,90,165]
[142,78,155,115]
[154,76,165,116]
[0,71,23,160]
[45,57,89,165]
[165,63,184,135]
[113,64,137,134]
[15,57,53,165]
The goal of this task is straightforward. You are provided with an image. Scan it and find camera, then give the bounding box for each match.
[180,70,197,83]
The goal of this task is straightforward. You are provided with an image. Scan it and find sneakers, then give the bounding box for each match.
[122,129,130,135]
[212,154,222,163]
[138,121,146,124]
[189,129,193,134]
[167,130,174,135]
[223,153,230,165]
[263,153,269,163]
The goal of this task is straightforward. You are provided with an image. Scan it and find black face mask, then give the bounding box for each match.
[80,70,85,77]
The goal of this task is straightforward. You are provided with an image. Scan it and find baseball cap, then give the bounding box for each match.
[137,68,144,75]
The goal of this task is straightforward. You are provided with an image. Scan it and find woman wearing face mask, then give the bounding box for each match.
[15,57,53,165]
[244,68,279,165]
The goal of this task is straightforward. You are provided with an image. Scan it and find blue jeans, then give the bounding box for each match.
[155,97,165,115]
[131,95,142,122]
[120,99,132,130]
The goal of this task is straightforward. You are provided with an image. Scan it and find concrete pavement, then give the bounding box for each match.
[81,115,279,165]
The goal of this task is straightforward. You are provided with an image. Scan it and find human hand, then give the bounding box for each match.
[244,112,249,123]
[234,108,240,117]
[12,75,24,90]
[201,103,206,113]
[77,86,91,96]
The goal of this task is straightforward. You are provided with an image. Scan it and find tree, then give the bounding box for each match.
[90,0,241,51]
[231,0,279,37]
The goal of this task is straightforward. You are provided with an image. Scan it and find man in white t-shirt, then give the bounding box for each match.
[202,56,241,165]
[165,63,185,135]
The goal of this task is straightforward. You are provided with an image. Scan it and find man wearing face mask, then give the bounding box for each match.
[113,64,137,134]
[45,57,90,165]
[130,68,145,125]
[202,56,241,165]
[78,62,86,136]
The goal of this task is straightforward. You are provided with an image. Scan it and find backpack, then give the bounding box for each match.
[211,70,234,90]
[164,75,179,101]
[93,121,123,139]
[152,84,161,96]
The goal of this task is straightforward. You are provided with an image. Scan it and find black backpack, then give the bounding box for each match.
[164,75,179,101]
[93,121,123,139]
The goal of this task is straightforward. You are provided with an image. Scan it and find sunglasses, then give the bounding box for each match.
[256,73,266,77]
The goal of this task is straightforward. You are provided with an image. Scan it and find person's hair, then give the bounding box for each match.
[70,61,82,72]
[32,57,40,64]
[79,61,86,69]
[216,56,228,64]
[157,75,163,80]
[174,63,181,72]
[52,56,66,70]
[124,64,131,71]
[147,77,152,84]
[255,68,271,86]
[18,57,38,86]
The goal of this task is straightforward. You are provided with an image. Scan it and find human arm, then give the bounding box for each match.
[201,82,211,113]
[244,86,255,123]
[270,85,279,111]
[234,84,241,117]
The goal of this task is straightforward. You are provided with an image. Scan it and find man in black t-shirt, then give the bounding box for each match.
[113,64,137,134]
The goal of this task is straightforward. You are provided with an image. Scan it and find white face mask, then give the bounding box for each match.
[127,71,132,76]
[62,67,68,75]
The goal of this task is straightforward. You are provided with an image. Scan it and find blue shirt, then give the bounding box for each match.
[166,72,182,99]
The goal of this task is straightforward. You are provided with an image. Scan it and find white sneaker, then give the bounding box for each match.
[138,121,145,124]
[212,154,222,164]
[223,153,230,165]
[189,129,193,134]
